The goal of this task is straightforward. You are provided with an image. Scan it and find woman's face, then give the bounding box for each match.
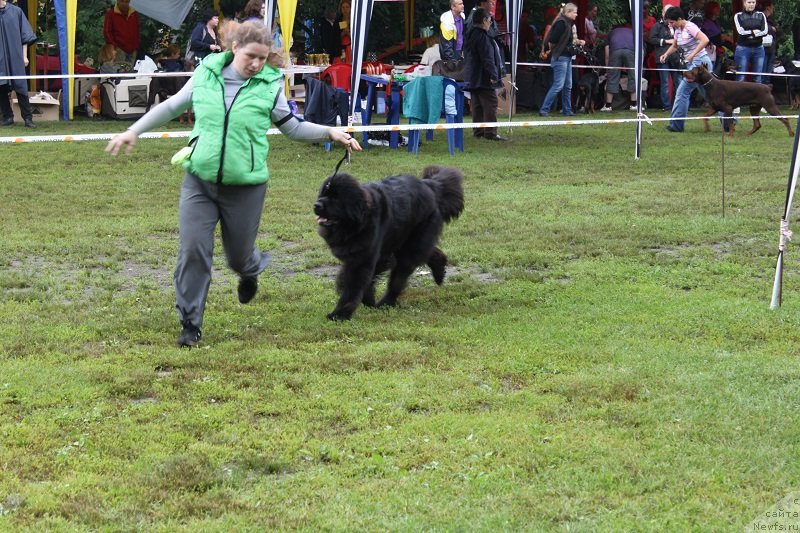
[232,41,271,78]
[666,17,683,29]
[565,8,578,21]
[208,15,219,28]
[743,0,756,11]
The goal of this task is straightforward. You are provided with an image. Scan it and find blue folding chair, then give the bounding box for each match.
[404,76,465,155]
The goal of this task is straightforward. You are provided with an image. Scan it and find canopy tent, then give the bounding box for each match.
[24,0,225,120]
[504,0,522,124]
[771,118,800,308]
[631,0,643,159]
[27,0,425,121]
[130,0,196,30]
[348,0,374,118]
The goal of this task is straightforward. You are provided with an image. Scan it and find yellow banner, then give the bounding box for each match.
[276,0,297,94]
[67,0,77,119]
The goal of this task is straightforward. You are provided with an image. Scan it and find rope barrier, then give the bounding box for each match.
[512,61,800,79]
[2,63,799,80]
[2,113,797,144]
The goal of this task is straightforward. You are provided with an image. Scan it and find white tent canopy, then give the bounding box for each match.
[131,0,195,30]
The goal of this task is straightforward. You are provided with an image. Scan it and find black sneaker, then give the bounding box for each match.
[24,119,36,129]
[177,322,201,347]
[237,275,258,304]
[0,117,14,126]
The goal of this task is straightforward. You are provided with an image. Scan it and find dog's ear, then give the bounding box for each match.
[319,176,333,196]
[422,166,442,179]
[333,174,371,225]
[342,187,371,225]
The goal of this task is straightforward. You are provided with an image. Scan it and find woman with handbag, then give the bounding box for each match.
[659,6,712,132]
[188,8,222,67]
[538,3,585,117]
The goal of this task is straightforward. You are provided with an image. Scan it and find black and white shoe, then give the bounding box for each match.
[177,321,201,347]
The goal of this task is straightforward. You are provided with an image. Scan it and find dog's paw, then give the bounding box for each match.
[327,310,352,321]
[375,298,397,308]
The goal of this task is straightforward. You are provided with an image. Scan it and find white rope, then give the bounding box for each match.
[2,113,796,144]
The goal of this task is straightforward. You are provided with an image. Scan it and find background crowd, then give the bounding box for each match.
[3,0,800,129]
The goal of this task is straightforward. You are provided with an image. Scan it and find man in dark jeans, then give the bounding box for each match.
[0,0,38,128]
[463,8,505,141]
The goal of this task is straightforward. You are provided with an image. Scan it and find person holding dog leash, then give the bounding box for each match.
[106,20,361,347]
[659,6,712,133]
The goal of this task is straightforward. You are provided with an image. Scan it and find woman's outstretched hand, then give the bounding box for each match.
[106,130,138,156]
[329,129,362,152]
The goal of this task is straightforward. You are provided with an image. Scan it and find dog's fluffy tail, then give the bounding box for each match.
[421,166,464,223]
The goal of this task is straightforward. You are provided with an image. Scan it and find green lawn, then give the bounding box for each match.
[1,110,800,530]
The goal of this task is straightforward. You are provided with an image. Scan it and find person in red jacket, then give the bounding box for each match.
[103,0,140,62]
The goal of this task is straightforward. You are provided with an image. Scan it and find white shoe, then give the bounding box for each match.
[761,107,768,114]
[733,107,740,114]
[600,105,612,112]
[629,105,638,111]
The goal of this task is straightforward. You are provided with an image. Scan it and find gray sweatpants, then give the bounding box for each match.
[175,173,272,329]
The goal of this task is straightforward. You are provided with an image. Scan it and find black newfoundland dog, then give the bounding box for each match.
[314,165,465,320]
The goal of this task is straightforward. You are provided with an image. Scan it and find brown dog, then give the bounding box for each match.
[683,65,794,137]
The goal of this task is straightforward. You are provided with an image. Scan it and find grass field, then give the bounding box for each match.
[2,109,800,530]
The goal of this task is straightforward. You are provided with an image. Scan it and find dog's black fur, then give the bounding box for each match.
[575,71,600,113]
[683,64,794,137]
[314,165,464,320]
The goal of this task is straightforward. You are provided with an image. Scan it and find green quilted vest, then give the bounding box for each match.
[186,51,283,186]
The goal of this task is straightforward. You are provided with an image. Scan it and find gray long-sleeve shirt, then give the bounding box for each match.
[129,64,332,143]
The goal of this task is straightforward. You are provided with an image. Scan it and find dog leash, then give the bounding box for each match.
[333,148,351,176]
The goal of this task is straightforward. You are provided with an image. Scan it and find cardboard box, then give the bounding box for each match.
[12,91,61,122]
[496,75,516,115]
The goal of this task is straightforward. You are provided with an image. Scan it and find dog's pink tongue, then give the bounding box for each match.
[316,216,327,225]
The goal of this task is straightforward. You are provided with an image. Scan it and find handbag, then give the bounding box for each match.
[668,50,687,70]
[431,59,464,81]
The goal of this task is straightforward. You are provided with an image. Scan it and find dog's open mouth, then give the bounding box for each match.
[316,216,336,226]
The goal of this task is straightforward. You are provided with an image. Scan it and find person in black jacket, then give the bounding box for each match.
[189,9,222,65]
[463,8,505,141]
[733,0,767,83]
[794,16,800,61]
[318,5,342,63]
[648,4,680,110]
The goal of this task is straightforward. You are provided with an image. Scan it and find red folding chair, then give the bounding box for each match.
[321,63,352,92]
